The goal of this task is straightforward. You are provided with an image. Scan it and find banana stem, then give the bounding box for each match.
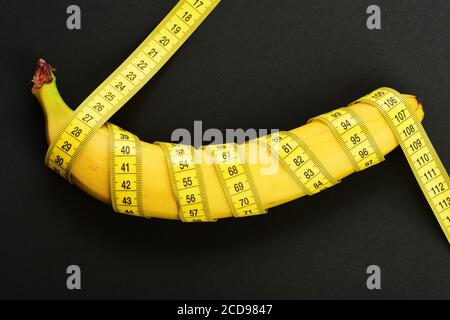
[32,58,55,90]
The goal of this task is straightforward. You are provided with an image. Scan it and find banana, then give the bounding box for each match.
[32,59,425,220]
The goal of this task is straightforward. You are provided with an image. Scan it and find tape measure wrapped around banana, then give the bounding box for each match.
[31,0,449,243]
[30,60,423,216]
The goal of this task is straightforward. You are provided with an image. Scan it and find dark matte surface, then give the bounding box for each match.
[0,0,449,299]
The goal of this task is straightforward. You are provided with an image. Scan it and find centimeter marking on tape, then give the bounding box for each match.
[158,142,215,222]
[107,123,145,217]
[309,107,385,172]
[357,87,450,243]
[45,0,221,181]
[211,144,266,218]
[261,131,338,195]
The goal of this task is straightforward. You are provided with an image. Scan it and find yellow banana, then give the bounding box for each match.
[32,59,425,220]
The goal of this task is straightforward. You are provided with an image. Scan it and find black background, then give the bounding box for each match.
[1,0,449,299]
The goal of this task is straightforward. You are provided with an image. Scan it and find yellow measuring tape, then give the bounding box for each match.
[210,144,266,217]
[45,0,221,180]
[355,87,450,243]
[261,131,338,195]
[309,107,385,171]
[108,123,145,217]
[41,0,449,244]
[158,143,215,222]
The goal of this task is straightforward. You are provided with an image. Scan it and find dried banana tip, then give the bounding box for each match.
[32,58,55,89]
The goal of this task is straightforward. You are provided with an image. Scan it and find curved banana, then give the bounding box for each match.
[32,59,425,220]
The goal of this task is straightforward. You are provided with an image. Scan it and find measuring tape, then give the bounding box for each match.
[158,142,215,222]
[39,0,449,243]
[355,87,450,243]
[210,144,266,217]
[45,0,221,181]
[309,107,385,172]
[260,131,338,195]
[108,123,146,217]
